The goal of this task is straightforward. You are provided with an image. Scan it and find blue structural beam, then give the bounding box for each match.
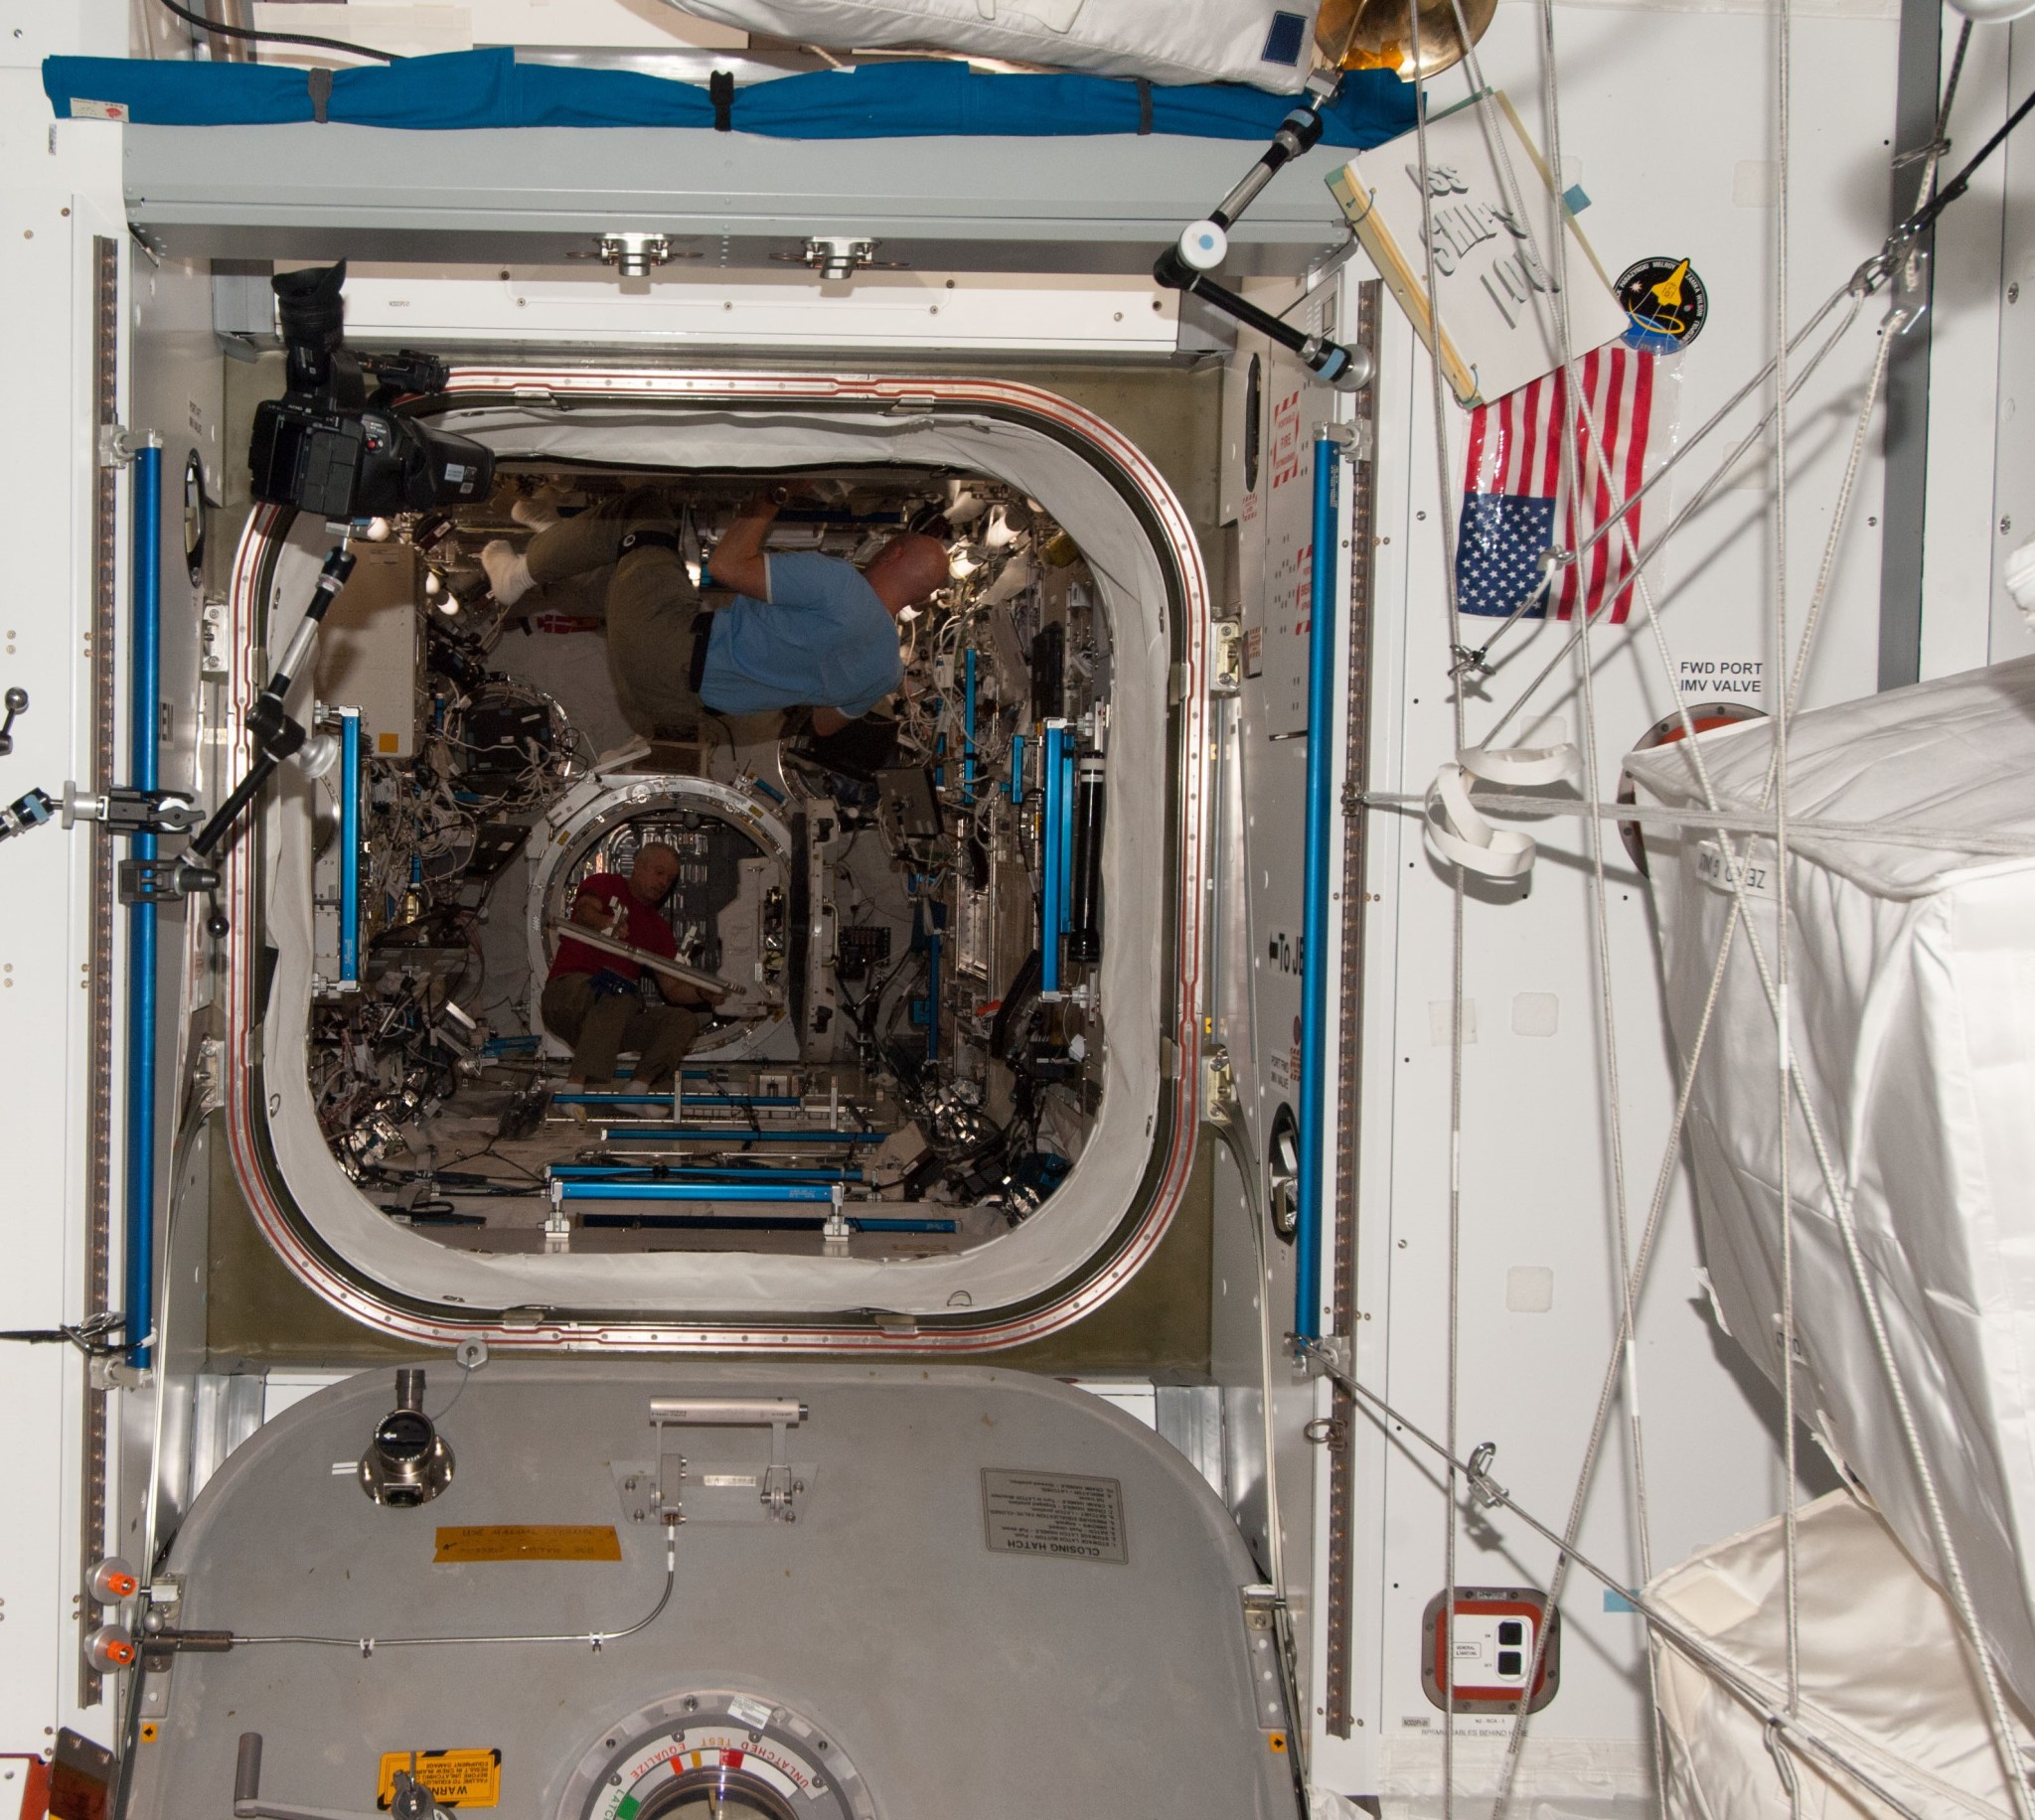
[124,439,162,1369]
[580,1212,957,1234]
[553,1179,837,1204]
[1296,432,1341,1344]
[338,708,361,984]
[963,647,978,803]
[1058,744,1076,918]
[548,1164,862,1184]
[1040,719,1067,992]
[553,1092,803,1108]
[1009,731,1025,805]
[597,1127,866,1144]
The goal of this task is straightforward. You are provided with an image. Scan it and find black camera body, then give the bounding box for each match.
[249,398,491,521]
[248,262,494,521]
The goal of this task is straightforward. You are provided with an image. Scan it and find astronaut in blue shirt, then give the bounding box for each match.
[484,489,951,738]
[701,494,951,733]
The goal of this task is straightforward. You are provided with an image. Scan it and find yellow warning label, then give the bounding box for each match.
[431,1525,622,1564]
[377,731,399,754]
[376,1749,501,1810]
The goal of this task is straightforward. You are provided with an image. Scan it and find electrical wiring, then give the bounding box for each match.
[152,0,400,62]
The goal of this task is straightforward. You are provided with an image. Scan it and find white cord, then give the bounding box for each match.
[1771,4,1806,1806]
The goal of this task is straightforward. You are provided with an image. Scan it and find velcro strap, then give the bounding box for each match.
[709,70,734,132]
[1135,78,1153,135]
[307,67,334,124]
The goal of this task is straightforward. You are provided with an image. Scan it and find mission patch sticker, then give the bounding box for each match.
[376,1749,501,1810]
[1618,256,1708,353]
[982,1469,1128,1564]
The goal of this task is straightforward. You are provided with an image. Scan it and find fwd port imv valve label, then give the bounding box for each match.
[981,1470,1128,1564]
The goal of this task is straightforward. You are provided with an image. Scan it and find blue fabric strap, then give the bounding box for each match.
[41,49,1416,147]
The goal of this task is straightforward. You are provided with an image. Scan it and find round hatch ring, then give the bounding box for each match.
[557,1692,874,1820]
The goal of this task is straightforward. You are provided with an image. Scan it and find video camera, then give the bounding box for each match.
[248,262,494,521]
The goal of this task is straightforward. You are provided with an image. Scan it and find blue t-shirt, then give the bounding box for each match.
[700,551,903,718]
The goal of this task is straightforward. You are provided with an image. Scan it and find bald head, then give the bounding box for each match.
[862,532,952,615]
[628,842,681,906]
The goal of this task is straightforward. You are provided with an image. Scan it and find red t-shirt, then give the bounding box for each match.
[549,872,678,983]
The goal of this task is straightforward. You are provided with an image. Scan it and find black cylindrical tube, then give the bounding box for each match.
[1067,756,1105,964]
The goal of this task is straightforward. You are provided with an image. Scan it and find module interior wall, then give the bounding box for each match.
[1308,1,1904,1795]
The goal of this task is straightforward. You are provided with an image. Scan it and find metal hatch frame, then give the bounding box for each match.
[216,367,1207,1351]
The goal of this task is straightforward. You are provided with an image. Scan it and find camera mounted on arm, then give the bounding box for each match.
[189,266,499,924]
[248,260,495,523]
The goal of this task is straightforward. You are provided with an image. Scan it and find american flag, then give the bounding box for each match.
[1456,346,1659,623]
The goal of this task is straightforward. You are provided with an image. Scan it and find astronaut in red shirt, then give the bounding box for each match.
[541,842,720,1097]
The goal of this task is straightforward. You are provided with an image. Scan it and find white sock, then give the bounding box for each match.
[481,539,535,607]
[511,495,559,531]
[2008,535,2035,631]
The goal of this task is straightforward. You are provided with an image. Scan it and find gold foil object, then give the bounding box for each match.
[1318,0,1498,81]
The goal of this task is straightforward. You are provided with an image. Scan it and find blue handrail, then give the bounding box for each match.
[338,708,361,985]
[1040,719,1067,991]
[553,1179,836,1204]
[963,647,978,803]
[124,439,162,1368]
[596,1126,865,1143]
[1296,432,1341,1343]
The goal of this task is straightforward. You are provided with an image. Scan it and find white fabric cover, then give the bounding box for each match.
[665,0,1324,91]
[1648,1489,2031,1819]
[256,399,1183,1320]
[1628,657,2035,1712]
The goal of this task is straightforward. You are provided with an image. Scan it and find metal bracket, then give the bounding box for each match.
[200,599,232,680]
[780,236,904,280]
[65,783,201,835]
[568,232,693,279]
[1202,1045,1238,1114]
[649,1397,808,1523]
[1240,1584,1308,1797]
[1300,1333,1354,1384]
[1210,620,1243,697]
[194,1037,226,1117]
[98,424,152,469]
[117,854,220,906]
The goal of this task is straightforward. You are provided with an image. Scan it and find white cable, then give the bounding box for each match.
[1405,12,1471,1809]
[1772,3,1806,1805]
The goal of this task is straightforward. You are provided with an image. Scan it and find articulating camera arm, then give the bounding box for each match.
[188,540,356,868]
[1153,79,1373,390]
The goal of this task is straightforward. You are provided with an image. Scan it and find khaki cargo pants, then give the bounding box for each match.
[540,972,699,1088]
[524,493,708,738]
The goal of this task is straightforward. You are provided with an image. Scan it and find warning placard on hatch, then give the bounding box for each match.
[981,1470,1128,1564]
[376,1749,501,1810]
[432,1525,620,1564]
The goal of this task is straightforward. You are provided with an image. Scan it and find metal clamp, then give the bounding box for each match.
[64,783,201,835]
[1466,1440,1507,1509]
[1210,620,1243,697]
[117,854,220,906]
[648,1398,808,1523]
[98,423,157,469]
